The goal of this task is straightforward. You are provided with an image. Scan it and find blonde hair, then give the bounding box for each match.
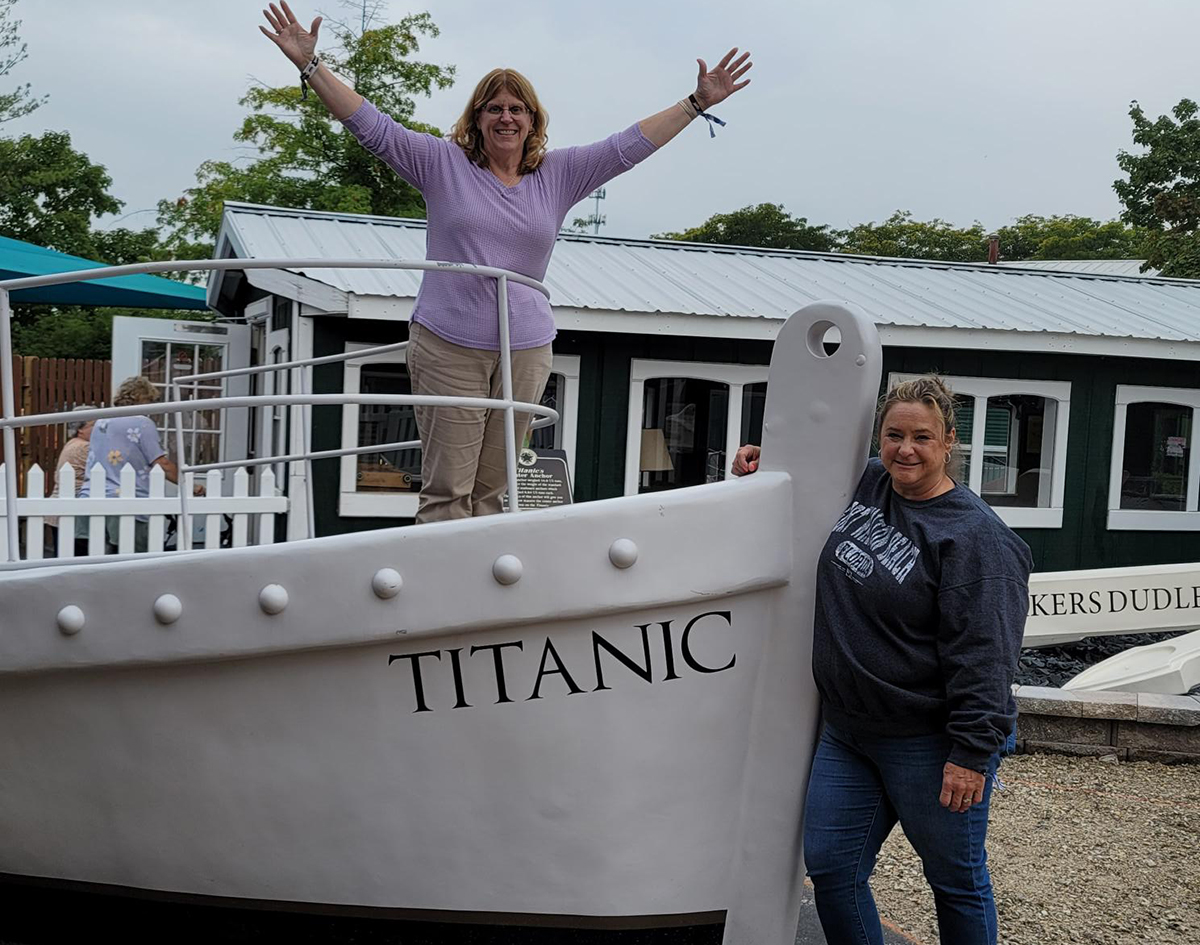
[877,375,962,476]
[113,375,159,408]
[449,68,548,174]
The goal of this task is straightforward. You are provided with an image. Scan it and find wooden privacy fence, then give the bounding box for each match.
[0,356,112,490]
[0,462,287,560]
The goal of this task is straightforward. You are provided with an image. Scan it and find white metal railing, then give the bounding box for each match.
[0,258,556,562]
[169,340,420,544]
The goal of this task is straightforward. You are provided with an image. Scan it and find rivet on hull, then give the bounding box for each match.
[372,568,403,599]
[153,594,183,626]
[608,539,639,569]
[492,554,523,586]
[56,605,85,636]
[259,584,289,615]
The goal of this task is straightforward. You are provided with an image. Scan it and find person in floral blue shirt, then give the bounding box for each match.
[77,375,191,553]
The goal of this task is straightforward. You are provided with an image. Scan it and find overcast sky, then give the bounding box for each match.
[8,0,1200,240]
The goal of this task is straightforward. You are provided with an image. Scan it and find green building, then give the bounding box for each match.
[154,202,1200,573]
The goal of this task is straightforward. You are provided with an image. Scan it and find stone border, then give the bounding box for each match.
[1014,685,1200,764]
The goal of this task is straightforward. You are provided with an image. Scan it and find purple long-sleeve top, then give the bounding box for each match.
[341,100,658,350]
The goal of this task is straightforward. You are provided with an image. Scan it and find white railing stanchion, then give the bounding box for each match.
[174,411,191,552]
[496,275,519,514]
[1,288,20,560]
[302,363,315,540]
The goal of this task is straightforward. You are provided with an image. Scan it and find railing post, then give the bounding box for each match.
[496,275,520,513]
[301,363,315,539]
[1,288,20,559]
[174,392,192,552]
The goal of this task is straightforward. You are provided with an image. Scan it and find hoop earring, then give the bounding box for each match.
[943,452,951,465]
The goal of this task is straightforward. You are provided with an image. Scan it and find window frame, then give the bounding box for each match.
[1107,385,1200,531]
[623,359,770,497]
[890,373,1071,529]
[338,342,580,518]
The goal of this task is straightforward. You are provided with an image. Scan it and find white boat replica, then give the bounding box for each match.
[0,260,885,943]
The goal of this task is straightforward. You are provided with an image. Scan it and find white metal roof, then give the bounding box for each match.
[997,259,1157,278]
[214,203,1200,357]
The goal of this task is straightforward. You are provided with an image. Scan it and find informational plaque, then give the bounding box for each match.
[503,448,572,510]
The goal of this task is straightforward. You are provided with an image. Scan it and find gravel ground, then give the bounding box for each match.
[870,753,1200,945]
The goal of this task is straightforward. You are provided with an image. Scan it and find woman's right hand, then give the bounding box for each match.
[732,444,760,476]
[260,1,322,69]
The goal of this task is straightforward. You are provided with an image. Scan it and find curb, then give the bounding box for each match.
[1013,685,1200,763]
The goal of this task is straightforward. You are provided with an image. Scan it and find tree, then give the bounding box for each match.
[0,131,121,257]
[0,0,44,124]
[993,214,1147,261]
[0,133,194,360]
[653,203,837,252]
[838,210,988,262]
[1114,99,1200,278]
[158,9,455,256]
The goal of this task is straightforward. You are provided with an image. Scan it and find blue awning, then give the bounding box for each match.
[0,236,209,310]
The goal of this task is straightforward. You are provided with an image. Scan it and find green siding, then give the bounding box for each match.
[306,314,1200,572]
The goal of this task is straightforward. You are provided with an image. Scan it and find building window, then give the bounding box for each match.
[140,339,226,466]
[624,360,769,496]
[1108,386,1200,530]
[891,374,1071,529]
[338,343,580,518]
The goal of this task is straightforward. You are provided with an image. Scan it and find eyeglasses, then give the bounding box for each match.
[482,104,529,117]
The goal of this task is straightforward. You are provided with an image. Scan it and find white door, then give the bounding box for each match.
[111,316,251,468]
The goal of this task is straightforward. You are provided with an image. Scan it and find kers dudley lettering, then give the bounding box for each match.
[1028,585,1200,618]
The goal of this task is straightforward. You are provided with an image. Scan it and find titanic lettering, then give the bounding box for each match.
[388,610,735,713]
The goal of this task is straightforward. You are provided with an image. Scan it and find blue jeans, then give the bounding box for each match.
[803,723,998,945]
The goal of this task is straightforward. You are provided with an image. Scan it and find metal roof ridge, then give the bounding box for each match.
[220,203,1200,288]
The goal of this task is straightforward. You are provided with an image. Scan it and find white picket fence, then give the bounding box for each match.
[0,462,288,560]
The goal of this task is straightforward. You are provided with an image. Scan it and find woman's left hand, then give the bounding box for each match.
[940,762,986,813]
[694,48,753,109]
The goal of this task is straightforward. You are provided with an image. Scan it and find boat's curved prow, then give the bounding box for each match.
[0,302,882,944]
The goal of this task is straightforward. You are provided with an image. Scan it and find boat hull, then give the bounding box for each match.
[0,302,884,943]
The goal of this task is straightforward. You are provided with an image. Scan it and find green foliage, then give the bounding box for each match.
[0,131,121,256]
[0,0,44,124]
[0,133,197,359]
[157,11,454,256]
[653,203,837,252]
[12,307,115,360]
[655,206,1143,265]
[839,210,988,262]
[1114,99,1200,277]
[994,214,1147,261]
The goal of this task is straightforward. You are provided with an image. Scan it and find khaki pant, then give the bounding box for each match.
[407,322,553,524]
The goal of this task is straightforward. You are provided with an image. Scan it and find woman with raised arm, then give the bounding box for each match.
[734,376,1032,945]
[260,2,752,523]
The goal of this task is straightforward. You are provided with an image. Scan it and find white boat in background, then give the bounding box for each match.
[0,260,883,943]
[1063,628,1200,695]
